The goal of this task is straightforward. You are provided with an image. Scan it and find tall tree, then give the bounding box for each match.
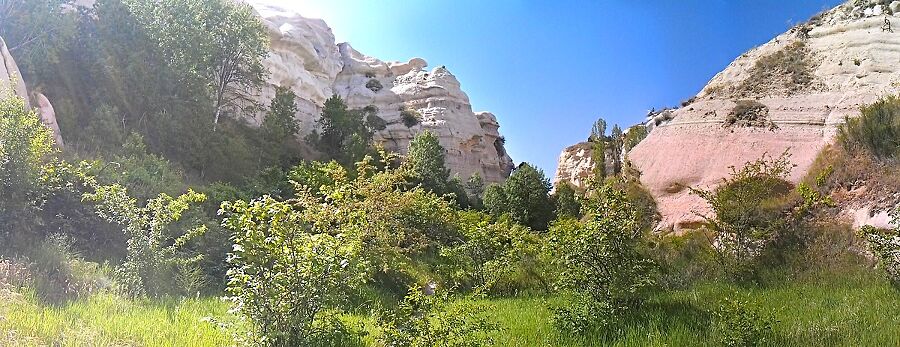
[553,183,581,220]
[307,95,376,168]
[127,0,269,131]
[484,163,554,230]
[404,130,450,195]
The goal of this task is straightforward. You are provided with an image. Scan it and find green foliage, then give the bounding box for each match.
[0,0,75,69]
[222,197,367,346]
[589,118,606,143]
[858,210,900,286]
[548,184,656,333]
[691,152,796,280]
[442,211,544,294]
[464,173,485,208]
[308,95,378,168]
[0,96,58,244]
[552,183,581,220]
[731,40,815,98]
[261,86,301,165]
[127,0,269,129]
[712,298,776,347]
[101,134,186,201]
[483,163,553,231]
[404,130,451,196]
[401,107,422,127]
[622,126,648,151]
[376,289,498,347]
[838,95,900,159]
[83,183,207,297]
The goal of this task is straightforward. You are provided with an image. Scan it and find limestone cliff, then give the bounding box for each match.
[555,0,900,231]
[247,1,514,184]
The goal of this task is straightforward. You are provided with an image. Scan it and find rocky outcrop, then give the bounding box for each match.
[246,1,514,183]
[33,92,65,147]
[555,0,900,232]
[0,36,28,102]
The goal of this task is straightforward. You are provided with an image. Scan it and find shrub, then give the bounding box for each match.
[0,96,57,245]
[712,298,776,347]
[364,71,376,78]
[222,196,368,346]
[622,126,648,151]
[375,289,498,347]
[646,231,722,289]
[691,152,796,280]
[403,130,451,197]
[84,183,208,297]
[366,79,384,92]
[858,209,900,286]
[548,184,656,333]
[732,41,816,97]
[401,108,422,127]
[838,95,900,159]
[441,212,545,294]
[24,234,114,304]
[724,100,773,129]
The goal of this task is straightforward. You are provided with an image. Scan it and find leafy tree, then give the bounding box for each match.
[482,184,507,217]
[548,183,655,333]
[464,173,486,209]
[261,86,300,165]
[486,163,554,231]
[0,0,75,67]
[127,0,269,131]
[404,130,450,195]
[553,183,581,220]
[589,117,607,143]
[308,95,379,168]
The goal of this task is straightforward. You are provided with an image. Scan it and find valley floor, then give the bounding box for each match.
[1,270,897,346]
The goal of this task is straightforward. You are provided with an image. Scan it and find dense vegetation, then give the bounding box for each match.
[1,1,899,346]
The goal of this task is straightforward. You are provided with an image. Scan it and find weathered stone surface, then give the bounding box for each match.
[555,2,900,231]
[33,92,65,147]
[0,36,29,103]
[245,1,514,183]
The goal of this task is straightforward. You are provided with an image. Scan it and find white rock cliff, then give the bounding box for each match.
[247,1,514,183]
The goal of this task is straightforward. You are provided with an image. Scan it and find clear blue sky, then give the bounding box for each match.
[270,0,843,177]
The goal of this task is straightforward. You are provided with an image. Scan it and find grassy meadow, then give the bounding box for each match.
[2,267,897,346]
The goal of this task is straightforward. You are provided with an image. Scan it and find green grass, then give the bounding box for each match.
[478,270,900,346]
[1,269,898,346]
[0,290,236,346]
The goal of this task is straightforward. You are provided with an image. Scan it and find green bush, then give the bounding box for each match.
[858,210,900,286]
[691,152,795,280]
[375,289,498,347]
[84,183,208,297]
[712,297,776,347]
[0,96,59,246]
[223,196,368,346]
[732,41,815,97]
[548,184,656,333]
[838,95,900,159]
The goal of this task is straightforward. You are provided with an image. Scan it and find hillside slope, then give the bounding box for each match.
[556,0,900,232]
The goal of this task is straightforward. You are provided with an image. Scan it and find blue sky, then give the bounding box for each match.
[270,0,843,177]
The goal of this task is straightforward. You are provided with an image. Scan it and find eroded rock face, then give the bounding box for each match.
[556,1,900,231]
[245,1,514,183]
[0,36,29,102]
